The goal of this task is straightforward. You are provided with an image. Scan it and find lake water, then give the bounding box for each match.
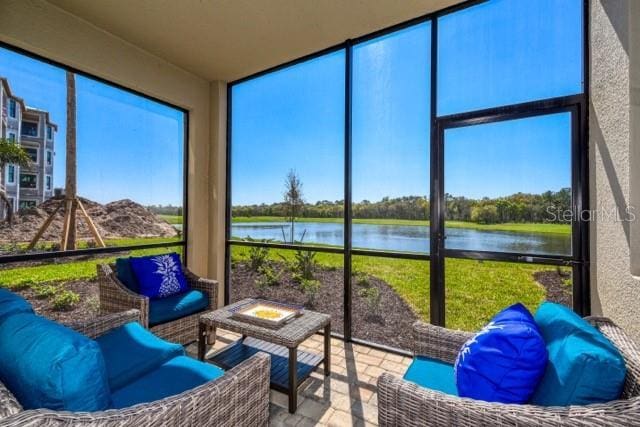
[231,221,571,256]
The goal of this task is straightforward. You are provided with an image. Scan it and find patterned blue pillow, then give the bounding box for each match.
[130,253,189,299]
[454,303,548,404]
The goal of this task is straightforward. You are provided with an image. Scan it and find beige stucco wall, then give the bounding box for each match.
[590,0,640,342]
[0,0,225,295]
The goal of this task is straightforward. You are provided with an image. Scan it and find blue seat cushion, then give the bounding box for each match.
[95,322,184,390]
[115,257,140,293]
[111,356,224,409]
[454,303,548,404]
[403,356,458,396]
[531,302,626,406]
[0,313,111,411]
[130,253,189,299]
[0,288,33,322]
[149,290,209,327]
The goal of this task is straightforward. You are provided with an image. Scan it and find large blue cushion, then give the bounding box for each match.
[95,322,184,390]
[0,288,33,322]
[149,290,209,327]
[403,356,458,396]
[130,253,188,299]
[111,356,224,409]
[454,303,548,404]
[0,313,111,411]
[115,257,139,293]
[531,302,626,406]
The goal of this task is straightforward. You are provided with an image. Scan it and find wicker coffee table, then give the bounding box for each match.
[198,299,331,413]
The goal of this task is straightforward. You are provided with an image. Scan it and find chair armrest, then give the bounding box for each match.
[97,264,150,328]
[412,321,473,364]
[2,353,271,427]
[377,373,639,427]
[65,310,141,339]
[185,268,219,310]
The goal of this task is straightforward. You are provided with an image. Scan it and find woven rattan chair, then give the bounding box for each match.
[97,263,218,345]
[0,310,270,427]
[378,317,640,426]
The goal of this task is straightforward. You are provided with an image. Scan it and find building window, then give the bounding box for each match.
[46,125,53,140]
[19,173,37,189]
[7,133,16,143]
[6,165,15,184]
[45,175,52,191]
[25,147,38,163]
[46,150,53,166]
[8,99,16,118]
[18,200,37,210]
[21,121,38,137]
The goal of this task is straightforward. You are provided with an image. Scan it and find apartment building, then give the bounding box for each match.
[1,77,56,214]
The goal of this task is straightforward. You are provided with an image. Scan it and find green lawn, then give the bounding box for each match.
[0,238,182,289]
[232,216,570,235]
[158,215,183,225]
[230,245,566,331]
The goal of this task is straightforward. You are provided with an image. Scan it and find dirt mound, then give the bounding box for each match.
[0,196,178,243]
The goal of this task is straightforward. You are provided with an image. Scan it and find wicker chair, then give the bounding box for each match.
[97,263,218,345]
[378,317,640,426]
[0,310,270,427]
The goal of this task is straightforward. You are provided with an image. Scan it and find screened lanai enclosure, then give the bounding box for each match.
[226,0,588,352]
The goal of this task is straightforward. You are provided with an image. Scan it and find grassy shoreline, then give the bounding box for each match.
[232,216,570,235]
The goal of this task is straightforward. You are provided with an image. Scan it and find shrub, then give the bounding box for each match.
[353,271,370,287]
[300,278,321,307]
[33,284,58,299]
[359,286,381,313]
[292,249,317,280]
[255,265,280,290]
[52,290,80,311]
[248,244,270,271]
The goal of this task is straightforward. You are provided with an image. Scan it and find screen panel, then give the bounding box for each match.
[231,51,346,247]
[352,22,431,253]
[438,0,583,116]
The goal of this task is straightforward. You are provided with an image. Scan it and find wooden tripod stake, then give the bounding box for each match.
[28,72,105,251]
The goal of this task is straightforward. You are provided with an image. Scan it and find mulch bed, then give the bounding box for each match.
[14,279,100,324]
[230,261,419,351]
[533,269,573,307]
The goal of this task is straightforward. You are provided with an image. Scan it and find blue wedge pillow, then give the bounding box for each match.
[0,288,34,322]
[130,253,188,299]
[454,303,548,404]
[115,257,140,293]
[531,302,626,406]
[0,313,111,411]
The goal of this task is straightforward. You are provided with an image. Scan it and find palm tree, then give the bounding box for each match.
[0,138,31,223]
[63,70,78,249]
[28,71,105,251]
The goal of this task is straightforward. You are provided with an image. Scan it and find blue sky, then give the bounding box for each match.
[0,48,184,206]
[231,0,582,206]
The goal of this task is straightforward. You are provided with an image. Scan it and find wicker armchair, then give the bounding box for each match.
[0,310,270,427]
[378,317,640,426]
[97,263,218,345]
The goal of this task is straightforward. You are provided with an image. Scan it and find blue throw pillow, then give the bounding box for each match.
[0,313,111,411]
[0,288,34,322]
[454,303,548,404]
[115,257,140,293]
[130,253,188,299]
[531,302,626,406]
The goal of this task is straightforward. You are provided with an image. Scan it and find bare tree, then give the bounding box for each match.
[0,138,31,223]
[283,169,304,243]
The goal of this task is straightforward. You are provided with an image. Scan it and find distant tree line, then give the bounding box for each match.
[147,205,183,216]
[232,188,571,224]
